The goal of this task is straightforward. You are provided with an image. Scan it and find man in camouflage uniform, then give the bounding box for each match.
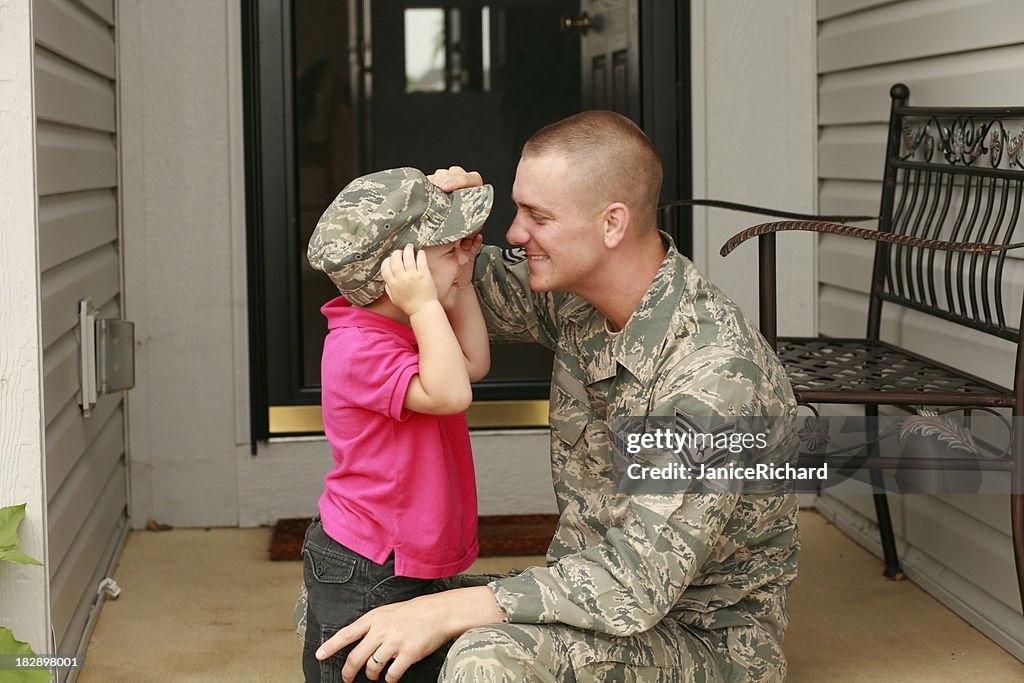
[315,111,799,682]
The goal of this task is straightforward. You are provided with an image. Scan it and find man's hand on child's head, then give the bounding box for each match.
[380,244,439,316]
[427,165,483,193]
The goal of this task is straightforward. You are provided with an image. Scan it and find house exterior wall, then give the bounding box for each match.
[691,0,818,337]
[120,0,242,528]
[34,0,130,664]
[1,0,129,664]
[815,0,1024,659]
[0,0,51,657]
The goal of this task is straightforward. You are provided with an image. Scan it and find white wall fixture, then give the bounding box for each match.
[78,299,135,417]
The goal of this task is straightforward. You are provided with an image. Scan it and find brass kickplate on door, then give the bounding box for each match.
[269,400,550,434]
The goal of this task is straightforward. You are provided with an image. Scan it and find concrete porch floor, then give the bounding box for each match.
[75,510,1023,682]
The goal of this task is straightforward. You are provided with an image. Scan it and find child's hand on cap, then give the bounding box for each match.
[381,244,438,316]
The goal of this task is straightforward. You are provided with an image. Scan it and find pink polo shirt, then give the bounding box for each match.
[317,296,478,579]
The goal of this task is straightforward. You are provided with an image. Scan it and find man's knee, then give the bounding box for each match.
[442,624,559,683]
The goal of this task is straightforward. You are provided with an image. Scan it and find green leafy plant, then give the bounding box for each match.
[0,505,43,567]
[0,503,51,682]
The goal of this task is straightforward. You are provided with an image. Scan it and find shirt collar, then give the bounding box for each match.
[321,295,417,345]
[611,232,688,386]
[559,232,688,387]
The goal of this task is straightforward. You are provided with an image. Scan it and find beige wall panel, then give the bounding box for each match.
[55,516,126,658]
[940,494,1016,536]
[692,0,817,338]
[818,285,906,337]
[47,415,124,570]
[33,0,124,661]
[819,286,870,336]
[819,178,884,215]
[818,492,886,523]
[817,0,897,21]
[825,177,1024,261]
[818,233,875,293]
[38,190,117,272]
[47,468,126,641]
[820,45,1024,125]
[898,305,1018,387]
[45,395,120,498]
[120,0,257,527]
[33,0,114,78]
[818,0,1024,74]
[78,0,114,25]
[819,124,888,181]
[817,0,1024,648]
[39,245,118,348]
[36,124,116,195]
[902,494,1018,606]
[820,230,1024,318]
[35,46,115,131]
[43,330,78,425]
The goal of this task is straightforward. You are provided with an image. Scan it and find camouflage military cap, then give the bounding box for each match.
[308,167,493,305]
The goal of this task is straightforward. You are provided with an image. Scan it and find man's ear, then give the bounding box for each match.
[602,202,630,248]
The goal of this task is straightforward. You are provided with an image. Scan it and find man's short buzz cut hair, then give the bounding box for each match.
[521,110,663,222]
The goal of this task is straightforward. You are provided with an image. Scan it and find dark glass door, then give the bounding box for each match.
[243,0,688,440]
[361,0,583,399]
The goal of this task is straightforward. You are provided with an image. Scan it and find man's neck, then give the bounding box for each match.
[583,231,668,332]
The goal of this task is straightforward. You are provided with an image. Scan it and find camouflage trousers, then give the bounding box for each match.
[440,619,729,683]
[295,576,786,682]
[437,574,786,683]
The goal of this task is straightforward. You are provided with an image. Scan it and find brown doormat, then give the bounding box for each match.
[475,514,557,556]
[270,514,558,561]
[269,517,312,561]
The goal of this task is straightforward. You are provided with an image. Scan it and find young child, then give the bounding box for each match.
[301,167,492,682]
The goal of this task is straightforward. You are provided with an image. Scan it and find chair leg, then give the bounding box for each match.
[1013,494,1024,614]
[865,403,903,579]
[1012,407,1023,614]
[870,475,903,579]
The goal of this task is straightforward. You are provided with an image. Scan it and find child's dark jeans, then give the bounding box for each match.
[301,516,450,683]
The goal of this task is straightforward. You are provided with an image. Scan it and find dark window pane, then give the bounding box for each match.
[294,0,361,387]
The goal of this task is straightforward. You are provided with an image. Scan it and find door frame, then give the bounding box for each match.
[640,0,691,252]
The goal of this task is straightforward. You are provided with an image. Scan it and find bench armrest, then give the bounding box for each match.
[718,221,1024,350]
[720,220,1023,258]
[660,199,874,224]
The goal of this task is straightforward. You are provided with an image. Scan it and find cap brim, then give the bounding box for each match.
[424,183,494,246]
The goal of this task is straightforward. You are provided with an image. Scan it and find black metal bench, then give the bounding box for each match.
[717,83,1024,612]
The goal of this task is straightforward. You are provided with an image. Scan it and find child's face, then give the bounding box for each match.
[421,242,471,309]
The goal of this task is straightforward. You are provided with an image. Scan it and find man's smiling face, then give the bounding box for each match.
[507,153,606,295]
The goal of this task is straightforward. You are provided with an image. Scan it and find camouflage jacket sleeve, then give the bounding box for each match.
[489,349,792,637]
[489,492,743,636]
[471,245,561,348]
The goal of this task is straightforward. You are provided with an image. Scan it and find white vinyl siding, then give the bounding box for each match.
[816,0,1024,659]
[34,0,128,668]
